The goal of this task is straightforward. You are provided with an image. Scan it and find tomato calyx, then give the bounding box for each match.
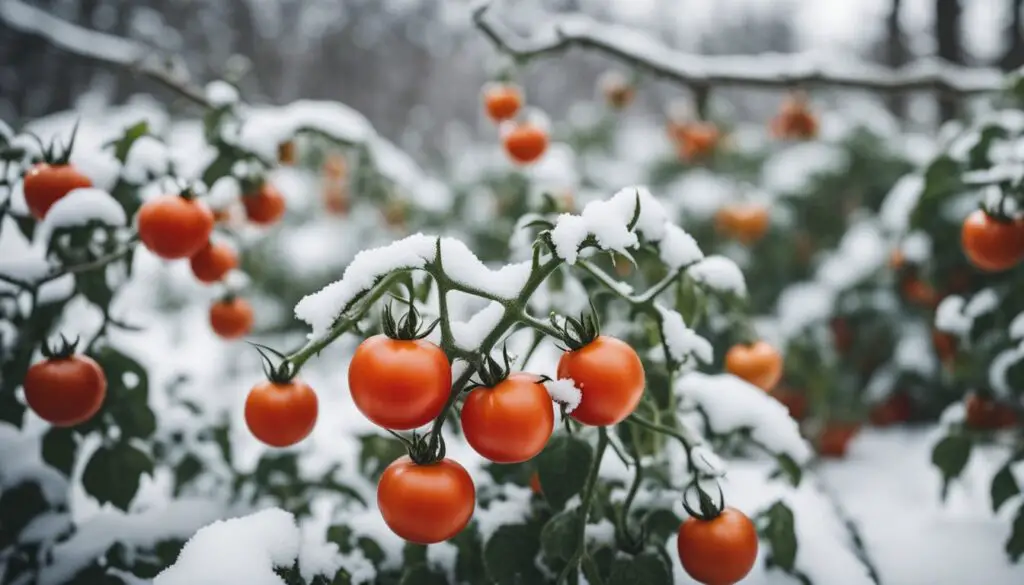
[248,342,297,384]
[26,120,79,166]
[468,346,515,389]
[681,479,725,521]
[40,334,81,360]
[404,430,447,466]
[552,299,602,351]
[380,300,439,341]
[177,183,201,201]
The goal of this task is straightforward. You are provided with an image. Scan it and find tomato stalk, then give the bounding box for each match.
[615,422,645,554]
[555,426,609,584]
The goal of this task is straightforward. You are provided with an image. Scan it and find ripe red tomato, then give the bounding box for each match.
[243,183,286,225]
[209,297,254,339]
[868,393,912,427]
[770,94,819,140]
[461,373,554,463]
[138,194,214,259]
[348,335,451,430]
[189,241,238,283]
[502,124,548,164]
[557,336,645,426]
[670,121,720,162]
[23,163,93,219]
[23,354,106,426]
[677,507,758,585]
[245,379,318,447]
[725,341,783,391]
[378,456,475,543]
[483,83,523,122]
[961,209,1024,272]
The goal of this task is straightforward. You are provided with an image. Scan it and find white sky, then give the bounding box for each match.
[609,0,1007,61]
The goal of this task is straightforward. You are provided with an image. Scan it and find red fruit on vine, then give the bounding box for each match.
[243,183,286,226]
[377,456,475,544]
[23,163,92,220]
[483,83,523,122]
[245,379,318,447]
[502,123,548,164]
[714,204,770,245]
[770,92,819,140]
[677,507,759,585]
[557,335,645,427]
[461,372,554,463]
[24,340,106,427]
[817,422,860,458]
[670,121,720,162]
[960,209,1024,272]
[725,341,783,391]
[348,335,451,431]
[868,393,912,427]
[209,297,254,339]
[189,241,238,283]
[137,193,215,260]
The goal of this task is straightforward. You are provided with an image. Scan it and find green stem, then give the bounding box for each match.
[580,555,605,585]
[627,413,703,456]
[557,427,609,584]
[617,424,643,545]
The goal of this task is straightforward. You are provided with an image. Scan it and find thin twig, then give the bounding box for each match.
[473,0,1003,95]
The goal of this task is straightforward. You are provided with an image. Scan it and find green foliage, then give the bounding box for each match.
[535,435,594,511]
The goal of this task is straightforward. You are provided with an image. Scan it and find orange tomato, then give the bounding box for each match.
[483,83,523,122]
[23,163,92,219]
[503,123,548,164]
[377,456,475,543]
[209,297,254,339]
[961,209,1024,272]
[670,121,720,162]
[725,341,783,391]
[677,507,758,585]
[715,204,770,245]
[868,392,912,427]
[599,71,635,110]
[901,277,939,308]
[817,422,860,458]
[189,241,238,283]
[137,194,214,260]
[461,373,554,463]
[24,354,106,426]
[557,336,645,426]
[243,183,286,226]
[348,335,451,431]
[245,379,318,447]
[277,141,296,165]
[770,93,819,140]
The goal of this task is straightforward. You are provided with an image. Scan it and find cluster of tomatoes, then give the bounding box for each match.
[481,82,549,165]
[135,180,286,340]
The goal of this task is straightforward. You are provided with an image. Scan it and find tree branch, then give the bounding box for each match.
[0,0,211,108]
[473,0,1004,95]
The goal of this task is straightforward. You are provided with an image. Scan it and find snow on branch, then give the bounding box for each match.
[473,1,1004,95]
[0,0,209,107]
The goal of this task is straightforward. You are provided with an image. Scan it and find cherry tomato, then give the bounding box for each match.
[138,194,214,259]
[677,507,758,585]
[502,123,548,164]
[245,379,318,447]
[770,93,818,140]
[932,330,957,365]
[24,354,106,426]
[599,71,635,110]
[189,241,238,283]
[461,373,554,463]
[23,163,93,220]
[377,456,475,543]
[348,335,451,430]
[868,393,912,427]
[277,141,296,165]
[670,121,720,162]
[715,204,769,245]
[817,422,860,458]
[243,183,286,225]
[483,83,523,122]
[209,297,254,339]
[961,209,1024,272]
[725,341,783,391]
[557,336,645,426]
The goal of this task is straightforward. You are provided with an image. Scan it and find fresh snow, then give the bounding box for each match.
[39,187,127,233]
[544,377,582,413]
[655,303,714,366]
[686,255,747,297]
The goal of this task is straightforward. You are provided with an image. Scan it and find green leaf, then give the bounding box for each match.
[41,426,77,476]
[535,434,594,510]
[1007,502,1024,562]
[643,509,681,546]
[451,524,486,583]
[931,433,973,500]
[111,121,149,163]
[201,151,237,188]
[540,509,581,562]
[992,464,1021,513]
[759,501,798,572]
[173,454,204,495]
[483,524,543,585]
[399,564,448,585]
[76,270,115,309]
[82,441,153,510]
[91,347,156,439]
[606,551,673,585]
[13,213,35,241]
[0,482,49,549]
[403,543,428,566]
[772,453,802,487]
[359,435,408,480]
